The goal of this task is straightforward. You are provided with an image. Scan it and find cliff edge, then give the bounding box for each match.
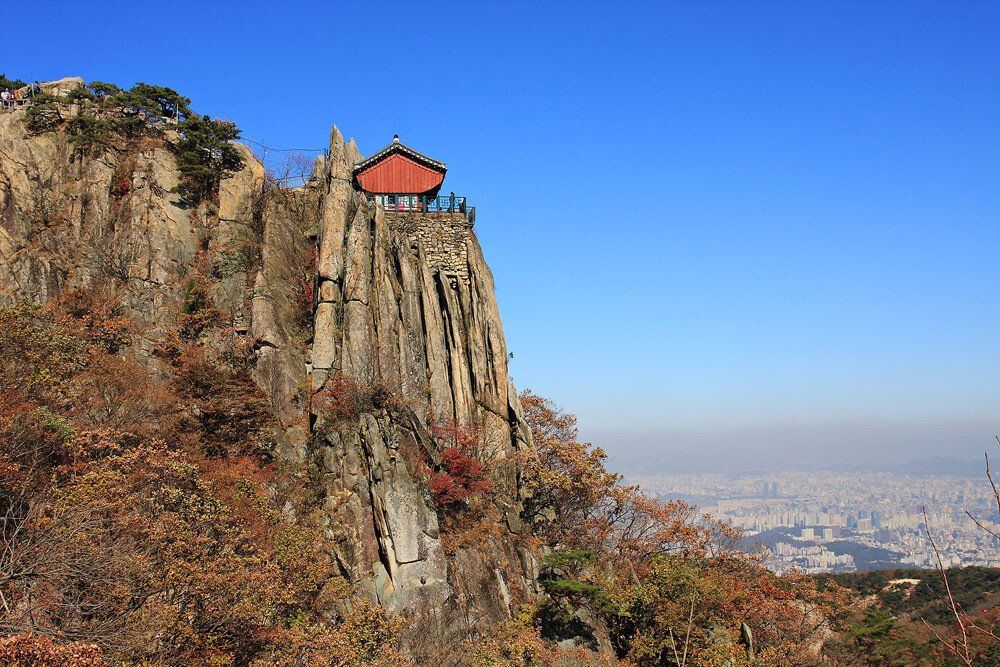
[0,87,538,662]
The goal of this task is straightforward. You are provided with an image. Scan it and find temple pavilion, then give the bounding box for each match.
[352,135,472,219]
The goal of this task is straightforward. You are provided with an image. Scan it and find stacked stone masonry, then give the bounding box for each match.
[385,211,471,282]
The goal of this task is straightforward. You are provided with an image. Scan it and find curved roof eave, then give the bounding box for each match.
[352,137,447,175]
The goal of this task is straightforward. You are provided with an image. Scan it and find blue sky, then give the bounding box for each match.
[8,1,998,472]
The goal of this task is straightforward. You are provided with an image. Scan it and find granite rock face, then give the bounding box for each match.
[309,127,537,658]
[0,94,539,662]
[0,110,195,321]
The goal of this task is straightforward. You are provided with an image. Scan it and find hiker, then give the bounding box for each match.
[1,90,9,109]
[32,81,41,96]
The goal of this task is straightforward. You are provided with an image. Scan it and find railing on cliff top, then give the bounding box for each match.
[1,98,33,111]
[372,194,476,225]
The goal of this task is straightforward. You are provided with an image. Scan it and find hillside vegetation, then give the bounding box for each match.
[817,568,1000,665]
[0,294,855,665]
[0,76,996,666]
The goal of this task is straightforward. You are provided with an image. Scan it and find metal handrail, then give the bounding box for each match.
[372,194,475,223]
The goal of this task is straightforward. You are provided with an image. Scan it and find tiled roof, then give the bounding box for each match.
[353,135,447,174]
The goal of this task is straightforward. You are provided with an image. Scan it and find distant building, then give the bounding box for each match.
[801,528,815,540]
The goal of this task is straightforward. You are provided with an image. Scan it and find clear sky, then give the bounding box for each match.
[7,1,998,472]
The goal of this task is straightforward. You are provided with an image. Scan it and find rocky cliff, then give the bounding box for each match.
[0,83,539,662]
[304,128,541,655]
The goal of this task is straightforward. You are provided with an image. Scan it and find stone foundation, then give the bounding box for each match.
[385,211,472,281]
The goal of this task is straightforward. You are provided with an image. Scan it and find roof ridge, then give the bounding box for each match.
[353,137,447,174]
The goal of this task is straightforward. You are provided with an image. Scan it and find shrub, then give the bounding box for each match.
[23,93,66,133]
[427,446,494,508]
[542,549,596,571]
[429,418,480,450]
[0,302,87,401]
[178,278,223,339]
[313,375,404,424]
[57,288,132,353]
[248,599,412,667]
[69,355,181,439]
[0,634,106,667]
[0,294,417,667]
[173,347,272,457]
[0,389,73,478]
[472,607,610,667]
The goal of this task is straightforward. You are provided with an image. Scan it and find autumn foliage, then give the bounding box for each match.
[428,446,494,508]
[313,374,405,425]
[0,299,410,666]
[0,290,877,666]
[518,391,735,571]
[508,390,855,666]
[472,606,618,667]
[0,633,105,666]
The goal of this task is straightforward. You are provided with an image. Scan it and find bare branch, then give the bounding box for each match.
[923,506,972,665]
[990,439,1000,520]
[965,510,1000,541]
[921,619,973,667]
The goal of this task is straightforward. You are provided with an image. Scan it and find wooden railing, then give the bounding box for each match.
[372,194,475,224]
[1,98,33,111]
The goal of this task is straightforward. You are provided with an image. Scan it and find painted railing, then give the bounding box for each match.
[372,194,475,224]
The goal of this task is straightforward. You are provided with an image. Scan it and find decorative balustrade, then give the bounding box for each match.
[372,194,475,224]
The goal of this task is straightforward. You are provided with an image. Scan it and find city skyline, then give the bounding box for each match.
[634,469,1000,574]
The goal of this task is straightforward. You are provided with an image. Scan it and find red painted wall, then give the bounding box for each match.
[355,153,445,194]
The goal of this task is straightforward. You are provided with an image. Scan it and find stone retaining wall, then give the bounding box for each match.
[385,211,472,281]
